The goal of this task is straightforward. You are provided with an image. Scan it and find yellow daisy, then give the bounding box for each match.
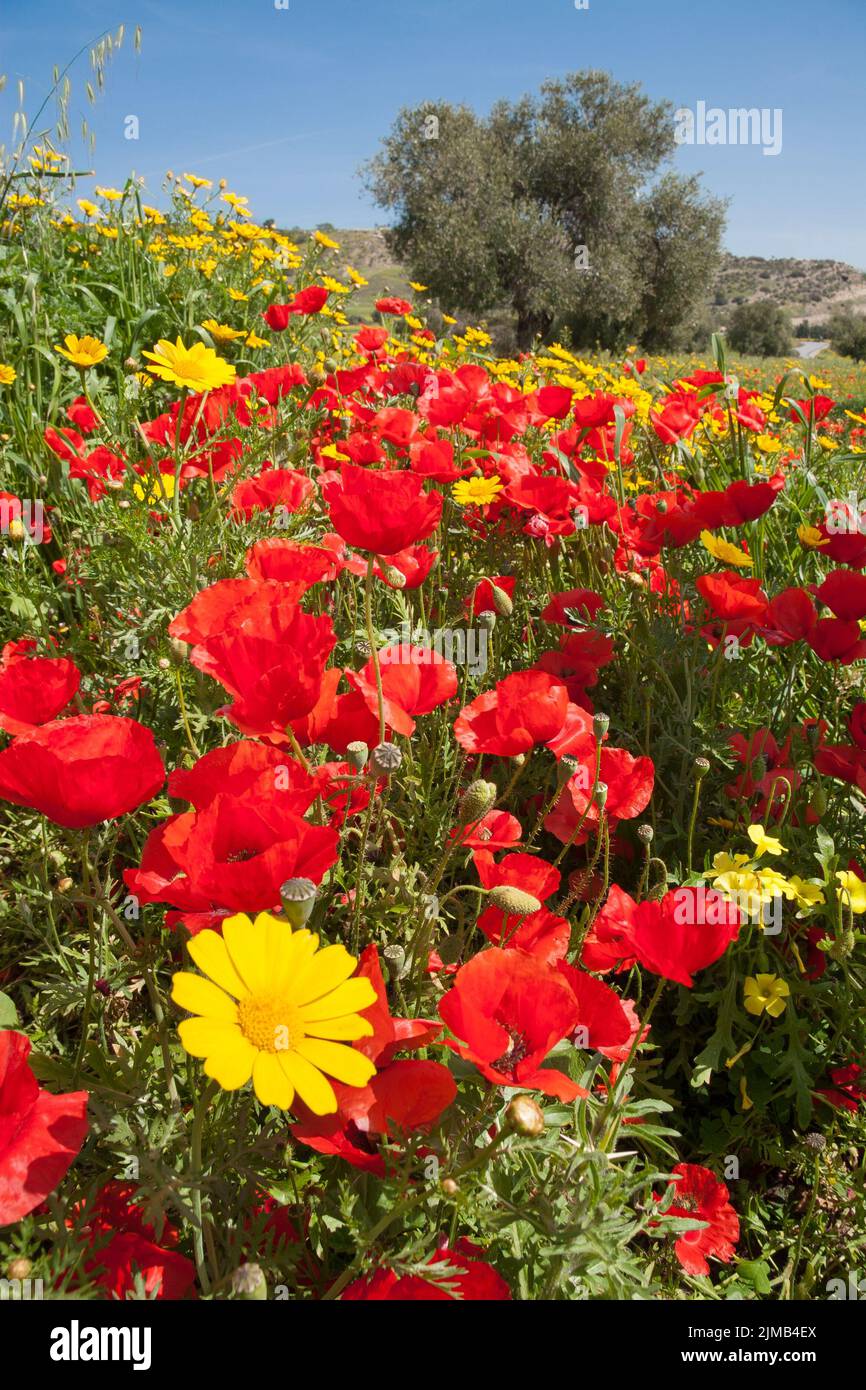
[700,530,753,569]
[452,474,504,507]
[141,336,236,391]
[54,334,108,367]
[0,363,16,386]
[201,318,246,343]
[171,911,377,1112]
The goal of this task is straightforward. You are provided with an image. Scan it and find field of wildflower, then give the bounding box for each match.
[2,151,866,1309]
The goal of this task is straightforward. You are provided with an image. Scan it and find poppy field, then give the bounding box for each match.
[2,162,866,1306]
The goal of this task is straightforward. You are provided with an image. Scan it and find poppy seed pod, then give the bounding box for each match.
[593,781,608,809]
[279,877,318,927]
[694,757,710,779]
[557,754,580,787]
[592,712,610,739]
[458,778,497,824]
[477,609,497,631]
[370,742,403,777]
[487,885,542,917]
[637,823,654,845]
[346,740,369,773]
[231,1263,267,1300]
[505,1095,545,1137]
[383,943,406,978]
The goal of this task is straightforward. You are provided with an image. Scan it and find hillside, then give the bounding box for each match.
[296,227,866,335]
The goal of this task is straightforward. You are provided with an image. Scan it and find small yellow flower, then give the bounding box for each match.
[747,824,784,858]
[744,974,790,1017]
[132,471,176,504]
[141,337,236,392]
[754,434,783,454]
[244,331,268,349]
[95,186,123,202]
[76,198,100,218]
[798,524,829,549]
[172,911,377,1112]
[835,871,866,914]
[700,530,753,568]
[409,281,429,292]
[54,334,109,368]
[452,475,504,507]
[313,229,340,250]
[0,364,16,386]
[345,266,368,287]
[184,173,213,189]
[228,287,249,302]
[442,314,457,326]
[201,318,246,343]
[787,876,825,910]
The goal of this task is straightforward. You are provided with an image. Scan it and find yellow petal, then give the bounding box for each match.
[295,944,357,1005]
[278,1052,337,1115]
[187,929,250,1000]
[178,1017,243,1057]
[252,1051,295,1109]
[296,1038,376,1087]
[171,971,238,1023]
[304,1015,374,1041]
[300,977,377,1021]
[203,1038,256,1089]
[222,913,270,994]
[258,912,296,992]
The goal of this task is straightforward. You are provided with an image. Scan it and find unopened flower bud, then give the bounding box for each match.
[231,1263,267,1300]
[441,1177,459,1196]
[458,779,497,824]
[279,877,317,927]
[810,785,827,816]
[370,742,402,777]
[7,1257,31,1281]
[488,885,541,917]
[56,876,74,893]
[489,584,513,617]
[377,560,406,588]
[168,637,189,665]
[505,1095,545,1137]
[750,755,767,782]
[309,363,327,386]
[346,740,368,773]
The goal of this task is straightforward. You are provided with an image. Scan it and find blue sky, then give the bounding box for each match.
[1,0,864,266]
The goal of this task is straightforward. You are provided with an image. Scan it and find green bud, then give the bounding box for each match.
[458,779,497,824]
[489,584,513,617]
[488,885,541,917]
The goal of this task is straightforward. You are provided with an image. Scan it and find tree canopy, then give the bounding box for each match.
[364,71,727,350]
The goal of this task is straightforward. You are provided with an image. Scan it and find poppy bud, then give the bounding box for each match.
[346,740,369,773]
[279,877,317,927]
[592,712,610,739]
[510,752,526,768]
[309,363,327,386]
[458,779,497,824]
[557,754,580,787]
[377,560,406,588]
[168,637,189,665]
[370,742,402,777]
[637,823,654,845]
[231,1263,267,1300]
[56,876,74,893]
[488,885,541,917]
[593,781,608,809]
[828,931,856,961]
[694,757,710,779]
[810,785,827,816]
[489,584,513,617]
[505,1095,545,1136]
[750,756,767,781]
[323,357,338,374]
[477,610,497,631]
[656,499,668,514]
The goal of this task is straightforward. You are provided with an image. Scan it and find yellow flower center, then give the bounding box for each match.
[237,993,304,1054]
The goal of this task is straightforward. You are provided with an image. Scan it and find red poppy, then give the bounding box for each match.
[375,297,413,316]
[815,1062,866,1113]
[322,463,442,556]
[292,946,455,1174]
[0,1030,88,1226]
[0,715,164,828]
[347,645,458,737]
[263,285,329,328]
[806,618,866,665]
[632,886,740,987]
[438,948,585,1100]
[449,809,522,851]
[75,1182,196,1300]
[816,569,866,622]
[245,538,342,588]
[454,671,569,756]
[546,744,654,846]
[230,468,314,520]
[0,651,80,735]
[540,588,605,626]
[341,1238,510,1300]
[657,1164,739,1277]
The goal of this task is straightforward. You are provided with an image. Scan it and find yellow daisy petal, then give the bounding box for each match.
[277,1052,338,1115]
[204,1040,256,1090]
[171,971,238,1023]
[300,977,377,1021]
[178,1017,243,1058]
[187,929,250,1000]
[295,1038,377,1087]
[295,944,357,1005]
[222,913,270,994]
[303,1015,375,1042]
[253,1051,295,1109]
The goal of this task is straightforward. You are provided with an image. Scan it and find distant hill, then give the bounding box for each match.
[295,227,866,336]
